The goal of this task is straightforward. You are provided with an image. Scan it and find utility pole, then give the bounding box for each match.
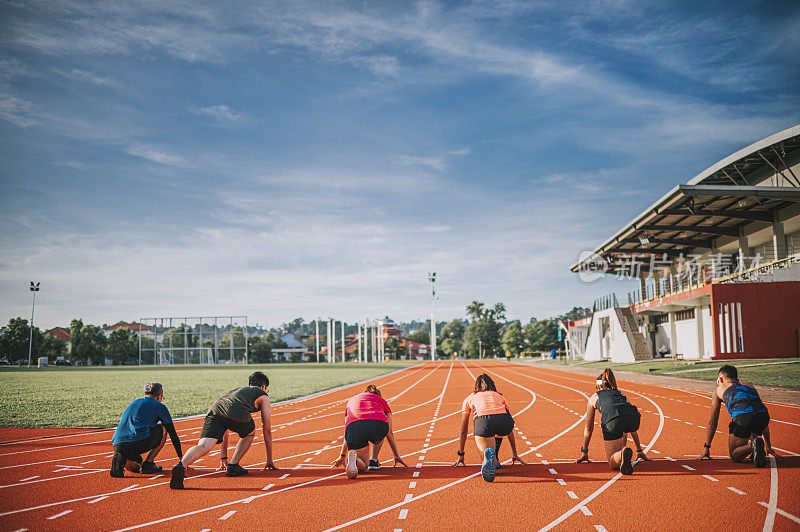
[315,319,320,363]
[341,321,345,363]
[478,338,482,360]
[430,273,437,361]
[28,281,40,367]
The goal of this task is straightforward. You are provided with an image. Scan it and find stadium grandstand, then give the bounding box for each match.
[568,124,800,361]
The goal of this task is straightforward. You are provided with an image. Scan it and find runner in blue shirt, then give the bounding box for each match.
[699,365,774,467]
[111,382,183,477]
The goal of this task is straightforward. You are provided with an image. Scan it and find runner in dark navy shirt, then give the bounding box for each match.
[699,365,774,467]
[111,382,182,477]
[577,369,648,475]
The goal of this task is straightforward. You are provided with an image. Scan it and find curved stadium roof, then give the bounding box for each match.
[571,124,800,275]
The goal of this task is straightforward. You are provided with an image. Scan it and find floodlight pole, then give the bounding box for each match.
[315,319,320,363]
[28,281,40,367]
[428,273,437,361]
[341,321,345,363]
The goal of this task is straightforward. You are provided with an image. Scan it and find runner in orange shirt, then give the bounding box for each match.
[452,373,526,481]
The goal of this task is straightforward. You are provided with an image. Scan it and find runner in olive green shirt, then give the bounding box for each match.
[171,371,277,489]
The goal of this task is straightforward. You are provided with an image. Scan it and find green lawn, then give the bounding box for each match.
[0,363,414,428]
[527,358,800,388]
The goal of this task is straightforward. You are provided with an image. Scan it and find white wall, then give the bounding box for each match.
[702,306,714,358]
[583,308,635,363]
[655,324,671,356]
[675,319,699,358]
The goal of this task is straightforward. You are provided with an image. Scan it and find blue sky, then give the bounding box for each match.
[1,0,799,330]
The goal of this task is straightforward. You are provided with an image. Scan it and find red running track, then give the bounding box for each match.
[1,361,799,531]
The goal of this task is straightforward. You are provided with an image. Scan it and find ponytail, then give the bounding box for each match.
[596,369,618,391]
[365,384,381,396]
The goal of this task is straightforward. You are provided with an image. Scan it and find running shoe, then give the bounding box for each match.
[368,459,381,470]
[346,450,359,479]
[110,451,125,478]
[170,462,185,489]
[620,447,634,475]
[482,447,496,482]
[752,437,767,468]
[225,463,249,477]
[141,461,163,474]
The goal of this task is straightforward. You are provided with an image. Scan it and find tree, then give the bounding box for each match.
[525,319,559,351]
[70,321,107,365]
[107,329,138,365]
[501,320,526,356]
[248,336,273,363]
[0,317,42,363]
[463,301,506,357]
[41,335,67,360]
[407,329,430,345]
[385,337,400,360]
[438,319,465,356]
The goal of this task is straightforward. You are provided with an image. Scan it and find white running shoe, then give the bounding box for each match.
[346,450,359,479]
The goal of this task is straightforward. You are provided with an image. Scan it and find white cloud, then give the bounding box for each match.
[448,147,471,156]
[126,144,188,167]
[189,104,243,122]
[0,90,42,128]
[53,68,119,88]
[392,155,446,171]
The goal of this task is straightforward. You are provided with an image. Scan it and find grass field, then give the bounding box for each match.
[0,363,415,428]
[526,357,800,387]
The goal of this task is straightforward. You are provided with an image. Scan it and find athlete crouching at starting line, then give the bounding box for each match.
[453,373,526,482]
[332,384,408,478]
[699,365,774,466]
[170,371,277,489]
[577,369,648,475]
[111,382,183,477]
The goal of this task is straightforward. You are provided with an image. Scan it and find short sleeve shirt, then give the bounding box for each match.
[112,396,173,445]
[208,386,268,423]
[462,391,509,419]
[345,392,392,427]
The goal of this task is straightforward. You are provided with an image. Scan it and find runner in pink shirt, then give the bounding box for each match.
[332,385,408,479]
[453,373,526,482]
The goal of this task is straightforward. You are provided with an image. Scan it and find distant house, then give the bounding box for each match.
[400,339,432,359]
[44,327,72,350]
[103,322,150,338]
[273,332,311,362]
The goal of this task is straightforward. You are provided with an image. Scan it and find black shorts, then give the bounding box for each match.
[473,412,515,438]
[602,415,641,441]
[345,419,389,450]
[200,414,256,443]
[729,412,769,439]
[114,425,163,464]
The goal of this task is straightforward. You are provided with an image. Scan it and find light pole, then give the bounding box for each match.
[28,282,40,366]
[428,272,437,361]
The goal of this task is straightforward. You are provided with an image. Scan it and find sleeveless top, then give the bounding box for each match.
[596,389,639,427]
[208,386,268,423]
[722,382,768,418]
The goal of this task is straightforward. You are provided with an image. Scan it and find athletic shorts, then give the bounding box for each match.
[729,412,769,439]
[345,419,389,450]
[200,414,256,443]
[602,415,641,441]
[473,412,515,438]
[114,425,163,464]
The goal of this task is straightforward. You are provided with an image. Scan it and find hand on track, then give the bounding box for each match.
[393,456,409,467]
[331,456,345,468]
[511,454,527,465]
[218,458,228,471]
[698,448,711,460]
[576,452,590,463]
[636,450,650,461]
[263,461,278,471]
[452,456,465,467]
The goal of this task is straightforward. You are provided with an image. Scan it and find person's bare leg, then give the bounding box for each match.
[124,460,141,472]
[355,446,369,472]
[474,435,495,455]
[604,437,626,470]
[370,439,384,461]
[145,430,168,462]
[229,434,254,465]
[181,438,217,467]
[728,434,751,462]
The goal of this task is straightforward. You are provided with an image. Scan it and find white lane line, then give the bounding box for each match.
[120,484,140,492]
[242,496,258,503]
[537,385,664,532]
[548,469,557,475]
[279,473,290,479]
[409,482,416,489]
[727,487,745,495]
[262,483,275,491]
[556,479,566,486]
[412,472,419,478]
[763,455,778,532]
[398,509,408,520]
[304,457,313,462]
[566,491,578,499]
[81,460,95,465]
[48,510,72,519]
[580,506,592,516]
[403,494,413,503]
[758,502,800,525]
[19,476,39,482]
[220,510,236,520]
[88,496,108,504]
[149,475,163,480]
[11,528,28,532]
[594,525,608,531]
[702,475,718,482]
[681,465,695,471]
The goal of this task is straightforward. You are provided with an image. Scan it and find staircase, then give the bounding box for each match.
[615,307,652,360]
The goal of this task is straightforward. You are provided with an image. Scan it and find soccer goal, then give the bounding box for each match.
[138,316,249,365]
